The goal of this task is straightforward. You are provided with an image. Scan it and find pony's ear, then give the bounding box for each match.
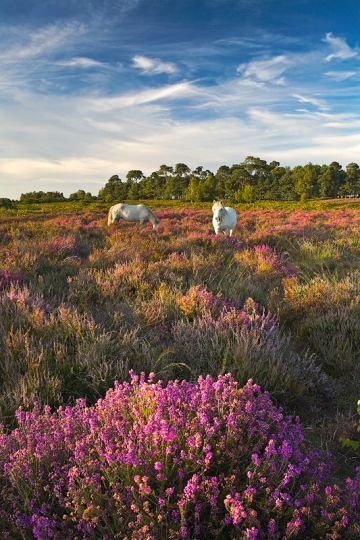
[213,199,217,204]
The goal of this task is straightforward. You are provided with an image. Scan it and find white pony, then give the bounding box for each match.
[107,203,160,230]
[212,200,237,236]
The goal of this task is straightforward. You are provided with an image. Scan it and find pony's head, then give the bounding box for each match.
[212,200,226,224]
[149,210,161,231]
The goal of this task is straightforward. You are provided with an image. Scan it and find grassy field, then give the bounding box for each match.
[3,197,360,214]
[0,199,359,537]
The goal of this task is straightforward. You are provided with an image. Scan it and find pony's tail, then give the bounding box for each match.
[107,207,113,226]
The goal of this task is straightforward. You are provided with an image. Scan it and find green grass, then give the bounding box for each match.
[2,197,360,216]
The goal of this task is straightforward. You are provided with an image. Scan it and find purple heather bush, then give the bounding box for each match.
[0,374,358,539]
[0,269,23,289]
[171,290,328,399]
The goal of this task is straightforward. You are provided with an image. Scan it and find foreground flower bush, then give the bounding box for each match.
[0,374,358,539]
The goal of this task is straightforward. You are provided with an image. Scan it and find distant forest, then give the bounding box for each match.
[3,157,360,206]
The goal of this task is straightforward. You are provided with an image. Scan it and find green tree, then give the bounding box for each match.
[277,168,296,200]
[69,189,87,201]
[318,162,345,198]
[242,184,256,203]
[126,170,145,183]
[0,198,13,208]
[19,191,65,203]
[127,181,141,200]
[164,176,181,199]
[174,163,191,177]
[198,174,216,201]
[98,175,127,202]
[341,163,360,196]
[292,163,321,199]
[184,176,200,201]
[157,164,173,177]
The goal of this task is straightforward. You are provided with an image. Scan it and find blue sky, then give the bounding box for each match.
[0,0,359,198]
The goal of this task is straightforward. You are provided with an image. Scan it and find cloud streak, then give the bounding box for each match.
[325,70,357,81]
[292,93,328,111]
[324,32,358,62]
[0,22,86,62]
[132,55,178,74]
[88,81,198,110]
[57,57,108,69]
[237,55,292,84]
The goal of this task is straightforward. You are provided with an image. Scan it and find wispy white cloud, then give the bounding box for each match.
[88,81,198,110]
[325,70,357,81]
[0,22,86,62]
[324,32,358,62]
[0,21,95,94]
[292,93,328,110]
[57,56,107,69]
[132,55,177,74]
[237,55,292,84]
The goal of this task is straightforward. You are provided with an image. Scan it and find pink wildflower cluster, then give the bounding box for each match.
[0,270,23,289]
[45,234,80,257]
[1,285,51,313]
[254,244,295,276]
[177,286,274,332]
[0,374,358,539]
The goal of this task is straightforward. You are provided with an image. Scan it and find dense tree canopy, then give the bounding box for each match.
[15,157,360,203]
[19,191,66,203]
[96,157,360,202]
[69,190,94,202]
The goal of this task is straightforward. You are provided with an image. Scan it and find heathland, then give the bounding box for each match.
[0,199,359,538]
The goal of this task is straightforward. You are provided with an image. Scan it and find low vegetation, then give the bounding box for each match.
[0,200,359,538]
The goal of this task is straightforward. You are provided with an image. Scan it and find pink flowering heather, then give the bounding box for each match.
[0,374,358,539]
[0,270,23,289]
[45,234,81,258]
[254,244,296,276]
[176,287,275,332]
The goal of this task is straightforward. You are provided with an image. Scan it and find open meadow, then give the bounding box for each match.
[0,199,359,538]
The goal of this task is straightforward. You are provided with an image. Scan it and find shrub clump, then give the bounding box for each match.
[0,270,23,289]
[0,374,358,539]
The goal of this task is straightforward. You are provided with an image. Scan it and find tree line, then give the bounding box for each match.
[4,157,360,206]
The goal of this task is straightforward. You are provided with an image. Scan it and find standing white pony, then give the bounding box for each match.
[212,200,237,236]
[107,203,160,230]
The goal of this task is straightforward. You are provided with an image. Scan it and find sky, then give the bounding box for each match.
[0,0,359,198]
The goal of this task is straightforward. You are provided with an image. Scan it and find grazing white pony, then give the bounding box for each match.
[212,200,237,236]
[107,203,160,230]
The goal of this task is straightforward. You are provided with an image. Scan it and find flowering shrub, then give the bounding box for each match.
[176,287,274,330]
[170,297,328,399]
[235,244,296,280]
[0,374,358,539]
[0,269,23,289]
